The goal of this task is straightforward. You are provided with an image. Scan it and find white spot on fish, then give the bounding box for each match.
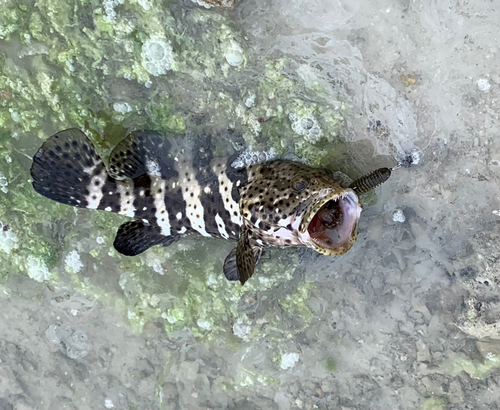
[179,226,187,234]
[256,239,263,245]
[215,214,229,239]
[176,212,182,220]
[270,227,296,244]
[152,178,171,236]
[104,206,112,212]
[83,164,96,175]
[142,219,149,224]
[176,161,211,237]
[203,185,212,194]
[85,168,107,209]
[108,191,113,195]
[215,162,242,226]
[143,207,147,211]
[278,217,291,227]
[116,179,135,217]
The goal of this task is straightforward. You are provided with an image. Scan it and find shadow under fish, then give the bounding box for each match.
[30,129,390,285]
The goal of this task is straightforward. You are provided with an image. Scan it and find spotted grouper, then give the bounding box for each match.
[30,129,390,284]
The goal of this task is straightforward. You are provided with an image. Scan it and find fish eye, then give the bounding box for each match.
[292,179,309,193]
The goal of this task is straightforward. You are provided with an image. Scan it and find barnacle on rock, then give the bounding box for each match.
[140,36,174,76]
[224,40,244,67]
[289,112,323,143]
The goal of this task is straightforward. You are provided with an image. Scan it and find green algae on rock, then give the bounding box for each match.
[0,0,353,347]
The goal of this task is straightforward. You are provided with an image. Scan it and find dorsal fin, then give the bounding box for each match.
[114,220,179,256]
[108,130,180,180]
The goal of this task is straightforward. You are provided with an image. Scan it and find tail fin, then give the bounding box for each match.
[31,128,115,209]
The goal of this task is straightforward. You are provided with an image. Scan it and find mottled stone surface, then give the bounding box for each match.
[1,0,499,409]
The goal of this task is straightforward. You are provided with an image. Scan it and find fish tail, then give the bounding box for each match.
[31,128,117,210]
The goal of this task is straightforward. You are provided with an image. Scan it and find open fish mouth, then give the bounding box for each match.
[301,190,362,256]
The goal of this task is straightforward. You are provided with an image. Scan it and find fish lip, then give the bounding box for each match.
[299,188,362,256]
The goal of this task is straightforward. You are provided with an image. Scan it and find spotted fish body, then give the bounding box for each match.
[31,129,380,284]
[31,129,247,255]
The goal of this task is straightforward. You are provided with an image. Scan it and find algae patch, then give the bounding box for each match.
[441,352,500,379]
[0,0,350,347]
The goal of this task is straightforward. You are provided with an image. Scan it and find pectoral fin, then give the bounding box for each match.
[114,220,179,256]
[223,226,262,285]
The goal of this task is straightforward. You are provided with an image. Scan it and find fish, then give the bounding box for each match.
[30,128,385,285]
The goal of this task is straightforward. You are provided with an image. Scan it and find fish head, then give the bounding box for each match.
[240,160,362,255]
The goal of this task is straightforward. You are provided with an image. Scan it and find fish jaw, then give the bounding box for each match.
[298,188,362,256]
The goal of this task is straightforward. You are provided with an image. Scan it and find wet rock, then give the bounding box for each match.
[0,364,23,395]
[0,398,13,410]
[45,324,90,359]
[420,376,445,396]
[273,391,290,410]
[476,340,500,360]
[178,360,200,380]
[416,340,432,363]
[455,226,500,339]
[448,379,465,404]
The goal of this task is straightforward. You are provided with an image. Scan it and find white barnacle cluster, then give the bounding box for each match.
[196,318,212,331]
[0,170,8,193]
[103,0,124,22]
[232,320,251,340]
[0,222,19,254]
[477,78,491,93]
[289,112,323,143]
[141,35,174,77]
[146,256,166,275]
[280,352,300,370]
[146,159,162,177]
[112,102,132,114]
[224,40,244,67]
[392,208,406,223]
[65,250,84,273]
[231,147,277,169]
[244,94,256,108]
[27,256,51,282]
